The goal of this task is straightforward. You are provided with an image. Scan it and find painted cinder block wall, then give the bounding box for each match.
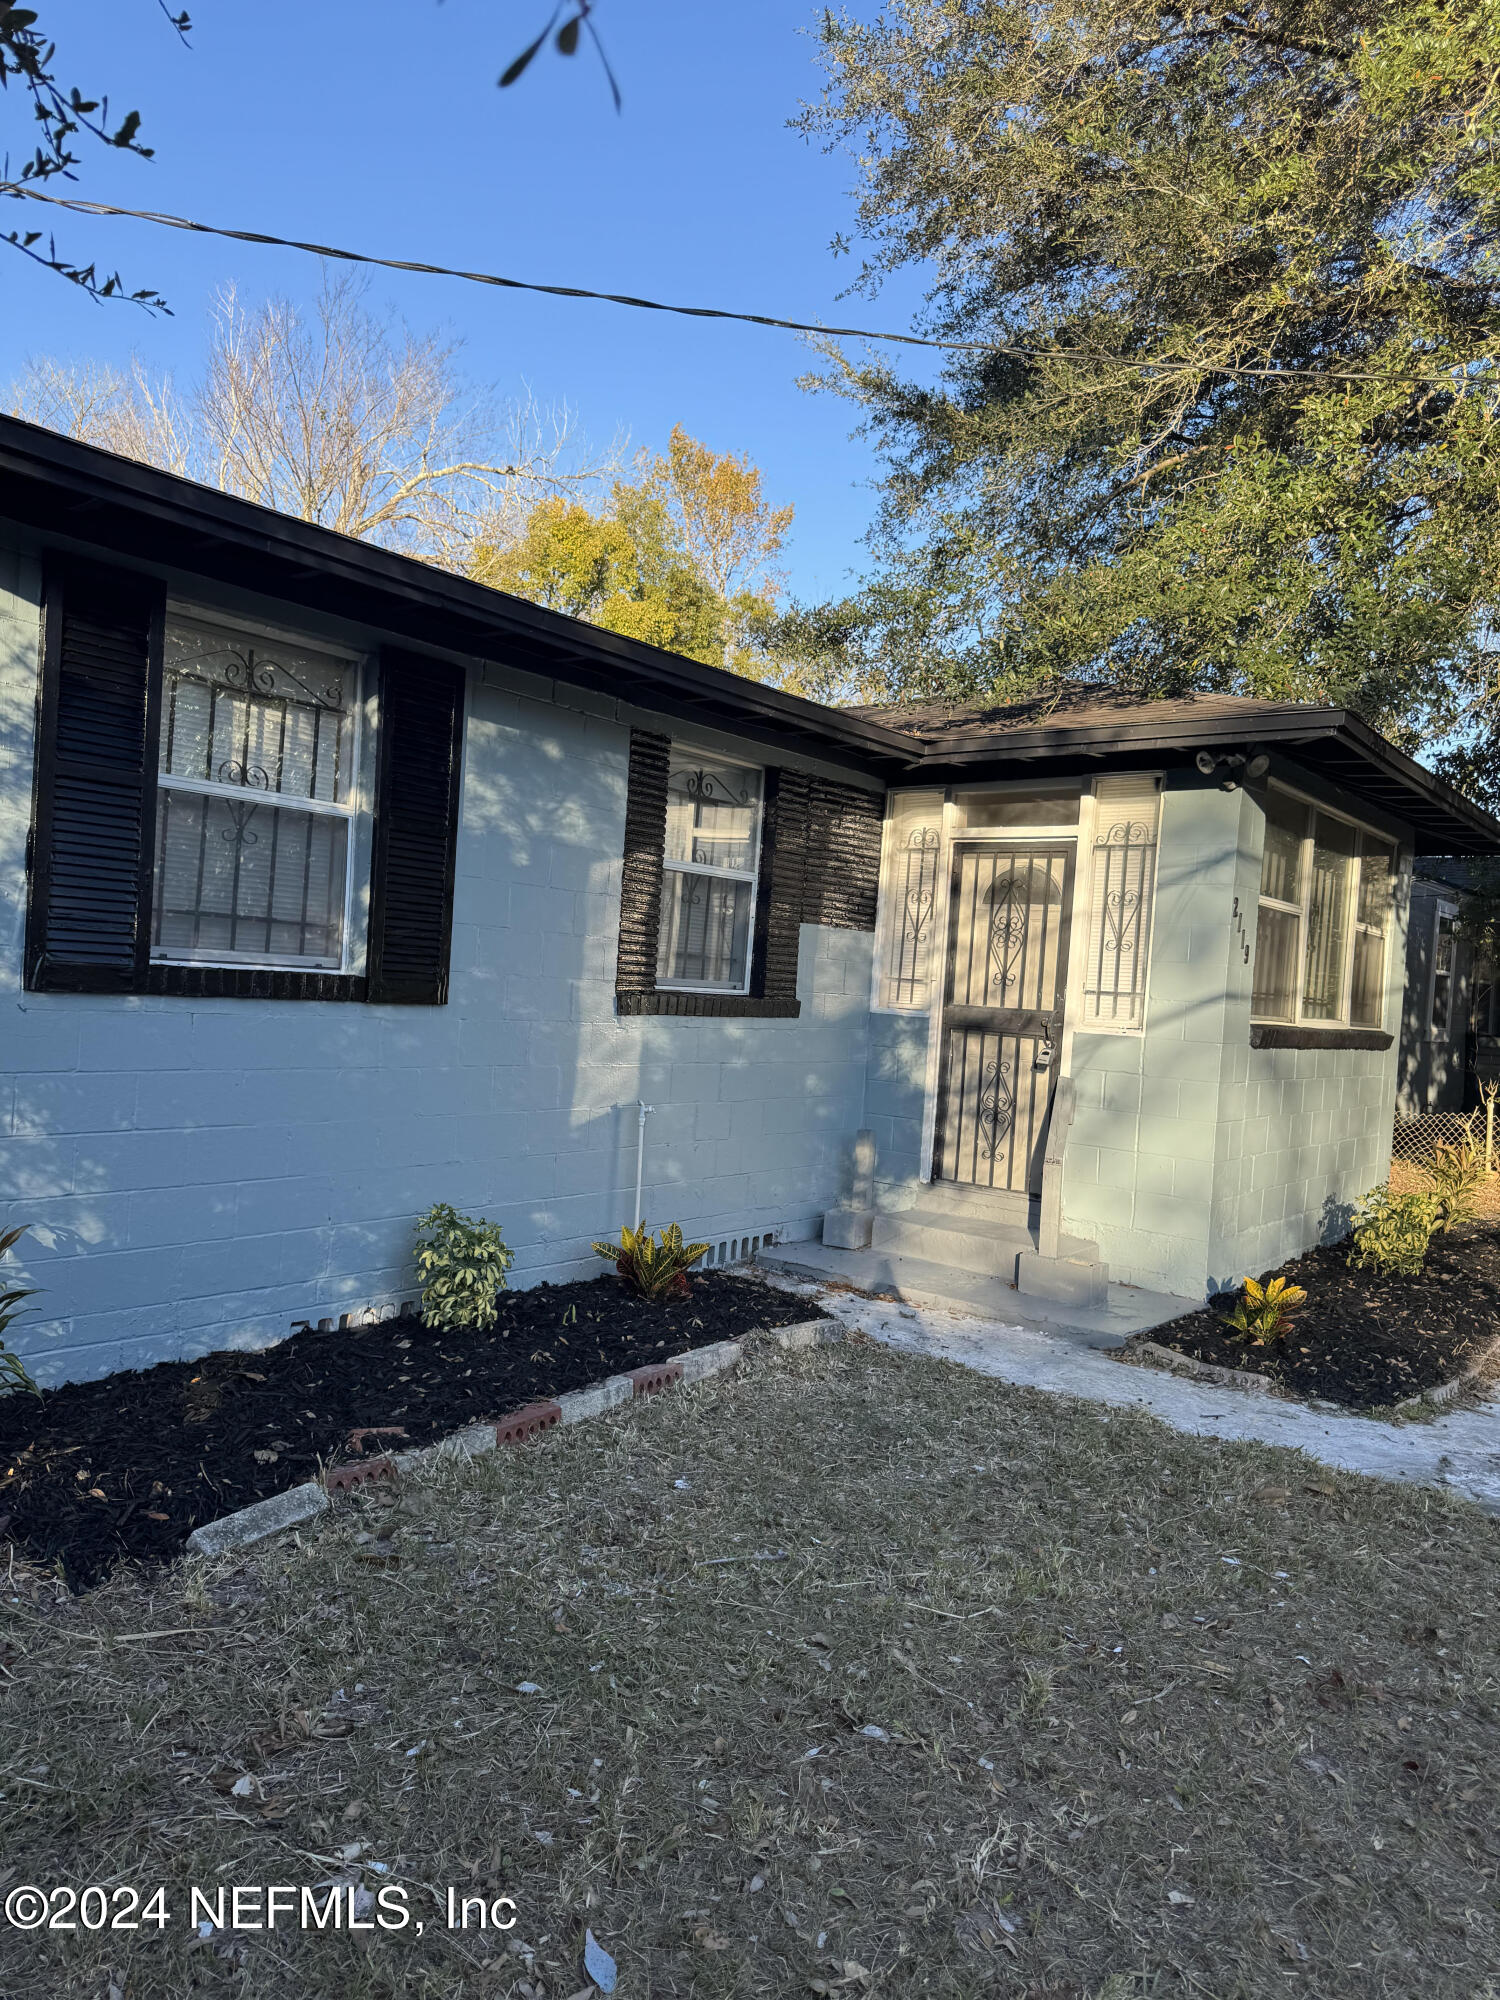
[0,537,877,1386]
[855,773,1411,1301]
[1065,776,1409,1297]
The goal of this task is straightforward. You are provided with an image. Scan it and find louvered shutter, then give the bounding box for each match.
[614,728,670,1005]
[750,766,808,1007]
[25,558,164,993]
[366,650,466,1005]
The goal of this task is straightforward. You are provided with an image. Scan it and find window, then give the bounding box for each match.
[873,789,945,1011]
[1351,846,1394,1028]
[656,751,763,992]
[1430,904,1459,1041]
[956,786,1080,828]
[152,614,363,970]
[1080,774,1160,1031]
[1251,787,1395,1028]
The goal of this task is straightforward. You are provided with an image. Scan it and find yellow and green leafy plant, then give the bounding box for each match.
[1428,1129,1485,1231]
[1347,1187,1443,1278]
[414,1204,514,1334]
[1223,1273,1308,1345]
[593,1221,710,1301]
[0,1224,42,1398]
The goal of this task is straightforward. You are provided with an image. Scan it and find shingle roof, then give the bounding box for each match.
[842,684,1500,855]
[1,412,1496,853]
[843,686,1328,742]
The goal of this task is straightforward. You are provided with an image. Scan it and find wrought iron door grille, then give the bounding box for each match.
[934,844,1073,1193]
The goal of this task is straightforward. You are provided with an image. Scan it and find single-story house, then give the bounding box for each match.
[3,413,1498,1385]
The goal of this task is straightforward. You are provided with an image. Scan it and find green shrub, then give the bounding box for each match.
[1347,1187,1443,1278]
[0,1223,42,1398]
[593,1221,710,1301]
[414,1203,514,1333]
[1428,1131,1485,1230]
[1223,1273,1307,1345]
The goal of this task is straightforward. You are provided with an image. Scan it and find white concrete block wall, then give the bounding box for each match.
[864,1011,930,1203]
[1066,777,1409,1298]
[0,540,876,1385]
[1063,781,1243,1297]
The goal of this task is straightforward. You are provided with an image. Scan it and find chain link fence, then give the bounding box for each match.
[1391,1112,1482,1169]
[1390,1105,1499,1192]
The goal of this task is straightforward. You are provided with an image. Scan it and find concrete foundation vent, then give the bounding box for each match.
[701,1228,778,1271]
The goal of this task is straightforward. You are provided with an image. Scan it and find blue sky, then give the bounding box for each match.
[2,1,937,604]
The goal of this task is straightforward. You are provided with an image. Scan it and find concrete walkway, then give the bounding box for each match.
[786,1281,1500,1517]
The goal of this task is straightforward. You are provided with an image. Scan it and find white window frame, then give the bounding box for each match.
[1250,781,1397,1029]
[655,745,764,996]
[1429,900,1460,1043]
[150,605,365,974]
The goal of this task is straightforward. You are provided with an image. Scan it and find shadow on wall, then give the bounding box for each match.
[2,653,868,1386]
[1319,1190,1356,1247]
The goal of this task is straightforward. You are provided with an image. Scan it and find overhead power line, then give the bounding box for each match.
[7,184,1492,390]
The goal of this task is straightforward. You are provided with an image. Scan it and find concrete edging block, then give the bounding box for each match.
[1393,1331,1500,1415]
[668,1340,741,1385]
[186,1480,329,1557]
[770,1318,841,1351]
[1130,1329,1500,1415]
[1125,1340,1275,1397]
[558,1374,635,1423]
[185,1313,836,1560]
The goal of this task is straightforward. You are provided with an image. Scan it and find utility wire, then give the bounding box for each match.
[7,184,1493,389]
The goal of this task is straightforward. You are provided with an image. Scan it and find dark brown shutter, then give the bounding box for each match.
[614,728,670,1004]
[25,558,164,993]
[751,767,809,1005]
[803,776,883,930]
[613,735,834,1019]
[367,649,466,1005]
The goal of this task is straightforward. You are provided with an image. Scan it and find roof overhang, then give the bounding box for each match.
[909,706,1500,854]
[0,415,915,779]
[2,414,1496,853]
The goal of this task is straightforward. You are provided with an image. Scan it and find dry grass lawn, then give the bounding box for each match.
[3,1336,1499,2000]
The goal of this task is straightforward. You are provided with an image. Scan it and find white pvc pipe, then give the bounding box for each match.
[633,1099,654,1230]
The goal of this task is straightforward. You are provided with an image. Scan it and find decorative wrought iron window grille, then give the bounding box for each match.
[656,753,764,992]
[874,789,945,1012]
[1080,780,1160,1031]
[151,616,363,971]
[887,824,942,1007]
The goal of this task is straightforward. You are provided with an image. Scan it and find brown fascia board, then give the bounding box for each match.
[905,706,1500,855]
[4,415,1497,848]
[0,415,916,778]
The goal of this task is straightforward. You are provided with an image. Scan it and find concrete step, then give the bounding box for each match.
[909,1180,1036,1226]
[758,1241,1200,1349]
[871,1209,1035,1279]
[870,1206,1103,1281]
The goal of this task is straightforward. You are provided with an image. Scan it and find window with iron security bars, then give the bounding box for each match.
[152,615,363,971]
[874,789,945,1012]
[656,752,764,993]
[1081,776,1161,1032]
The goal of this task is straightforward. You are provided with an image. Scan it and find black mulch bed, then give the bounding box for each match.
[1133,1225,1500,1409]
[0,1271,825,1592]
